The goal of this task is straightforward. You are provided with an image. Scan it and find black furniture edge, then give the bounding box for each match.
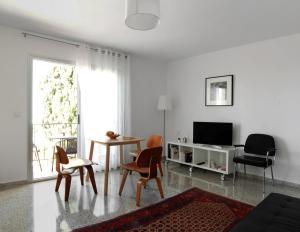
[231,193,300,232]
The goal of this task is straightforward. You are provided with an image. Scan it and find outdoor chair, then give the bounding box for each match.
[32,144,42,172]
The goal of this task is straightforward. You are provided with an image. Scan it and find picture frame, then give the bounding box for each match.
[205,75,233,106]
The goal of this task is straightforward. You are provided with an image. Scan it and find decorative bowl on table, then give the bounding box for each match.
[106,131,120,140]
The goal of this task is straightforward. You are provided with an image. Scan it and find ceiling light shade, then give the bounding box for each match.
[125,0,160,31]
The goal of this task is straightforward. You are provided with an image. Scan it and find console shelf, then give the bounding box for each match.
[167,141,235,180]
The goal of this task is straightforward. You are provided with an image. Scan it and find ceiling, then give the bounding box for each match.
[0,0,300,61]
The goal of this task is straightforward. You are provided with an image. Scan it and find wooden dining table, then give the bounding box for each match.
[86,136,144,195]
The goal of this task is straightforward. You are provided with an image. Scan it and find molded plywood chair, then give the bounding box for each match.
[233,134,276,193]
[130,135,163,176]
[55,146,97,201]
[119,146,164,206]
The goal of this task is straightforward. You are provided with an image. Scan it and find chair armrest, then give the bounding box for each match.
[266,148,276,158]
[233,145,244,158]
[233,145,245,158]
[129,150,138,157]
[234,144,245,148]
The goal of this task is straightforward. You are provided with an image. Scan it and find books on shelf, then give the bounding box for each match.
[210,159,226,171]
[170,145,179,159]
[185,152,192,163]
[167,141,234,175]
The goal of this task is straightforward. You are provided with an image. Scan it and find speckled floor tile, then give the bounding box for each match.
[1,163,300,232]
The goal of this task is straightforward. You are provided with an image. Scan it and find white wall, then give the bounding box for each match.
[0,25,167,183]
[0,26,81,183]
[5,20,299,185]
[166,33,300,185]
[130,56,167,150]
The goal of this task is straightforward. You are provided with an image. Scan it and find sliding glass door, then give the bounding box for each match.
[31,58,79,180]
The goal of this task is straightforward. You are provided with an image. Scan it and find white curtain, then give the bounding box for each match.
[76,45,130,171]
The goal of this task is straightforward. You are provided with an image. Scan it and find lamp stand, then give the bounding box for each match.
[163,109,166,161]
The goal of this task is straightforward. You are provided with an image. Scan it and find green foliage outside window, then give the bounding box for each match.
[40,65,77,137]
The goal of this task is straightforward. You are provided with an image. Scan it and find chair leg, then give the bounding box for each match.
[244,164,246,175]
[136,180,143,207]
[129,157,136,175]
[155,177,164,199]
[158,162,164,176]
[65,175,72,201]
[119,169,129,196]
[86,166,97,194]
[271,166,274,186]
[233,163,237,185]
[263,168,266,193]
[35,150,42,172]
[55,174,63,192]
[79,167,84,186]
[51,147,55,172]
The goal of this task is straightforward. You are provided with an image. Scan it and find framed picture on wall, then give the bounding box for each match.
[205,75,233,106]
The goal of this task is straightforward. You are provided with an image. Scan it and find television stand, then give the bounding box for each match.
[166,141,235,180]
[208,145,223,149]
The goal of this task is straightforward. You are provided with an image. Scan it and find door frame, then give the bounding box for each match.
[28,55,78,182]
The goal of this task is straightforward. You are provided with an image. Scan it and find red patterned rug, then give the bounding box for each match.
[74,188,253,232]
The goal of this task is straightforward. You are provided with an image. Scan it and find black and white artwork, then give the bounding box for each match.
[205,75,233,106]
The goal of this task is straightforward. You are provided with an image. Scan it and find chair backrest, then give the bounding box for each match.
[61,138,77,154]
[244,134,275,156]
[136,146,163,179]
[66,139,77,154]
[56,146,70,173]
[32,144,38,151]
[146,135,162,148]
[56,146,69,164]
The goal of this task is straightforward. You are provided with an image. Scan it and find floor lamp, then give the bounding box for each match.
[158,95,172,160]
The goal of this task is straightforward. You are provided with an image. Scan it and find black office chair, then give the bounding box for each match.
[233,134,276,193]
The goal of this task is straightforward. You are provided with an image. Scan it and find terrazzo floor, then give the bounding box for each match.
[1,163,300,232]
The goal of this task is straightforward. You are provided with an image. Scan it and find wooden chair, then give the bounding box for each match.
[119,146,164,206]
[55,146,97,201]
[130,135,163,176]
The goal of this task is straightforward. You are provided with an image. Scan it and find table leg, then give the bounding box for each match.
[86,141,95,182]
[51,146,56,172]
[104,145,110,196]
[119,145,124,175]
[136,141,141,154]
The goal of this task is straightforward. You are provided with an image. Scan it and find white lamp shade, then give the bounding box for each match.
[158,95,172,110]
[125,0,160,30]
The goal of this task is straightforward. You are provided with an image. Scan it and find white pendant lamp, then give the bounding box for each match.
[125,0,160,31]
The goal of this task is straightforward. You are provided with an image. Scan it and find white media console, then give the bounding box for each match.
[166,141,235,180]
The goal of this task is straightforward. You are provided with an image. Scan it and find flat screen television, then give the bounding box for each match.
[193,122,233,146]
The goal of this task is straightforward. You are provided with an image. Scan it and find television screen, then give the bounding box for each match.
[193,122,233,146]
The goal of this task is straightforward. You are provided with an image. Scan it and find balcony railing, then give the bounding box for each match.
[32,123,78,160]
